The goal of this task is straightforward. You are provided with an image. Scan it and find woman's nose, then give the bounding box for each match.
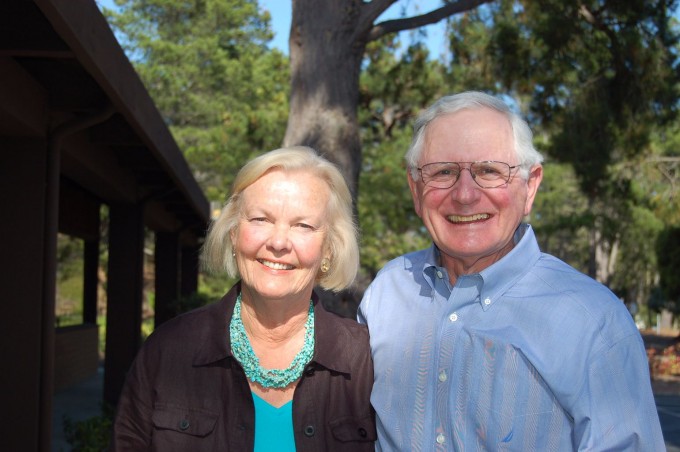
[268,226,291,251]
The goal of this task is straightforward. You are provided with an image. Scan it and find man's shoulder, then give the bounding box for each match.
[531,253,615,298]
[360,249,431,314]
[375,248,431,277]
[525,253,634,331]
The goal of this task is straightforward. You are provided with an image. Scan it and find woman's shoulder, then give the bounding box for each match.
[315,302,369,345]
[143,299,226,348]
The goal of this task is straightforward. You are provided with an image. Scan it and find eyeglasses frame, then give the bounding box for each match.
[416,161,522,189]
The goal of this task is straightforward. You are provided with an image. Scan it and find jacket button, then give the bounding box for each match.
[305,367,315,377]
[358,427,367,438]
[179,419,190,431]
[304,425,315,437]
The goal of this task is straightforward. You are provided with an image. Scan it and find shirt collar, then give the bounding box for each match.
[192,283,239,366]
[420,223,541,310]
[479,223,541,309]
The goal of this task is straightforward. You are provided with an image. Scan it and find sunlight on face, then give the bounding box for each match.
[232,169,330,304]
[409,108,541,275]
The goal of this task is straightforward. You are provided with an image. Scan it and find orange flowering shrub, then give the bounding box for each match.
[648,343,680,378]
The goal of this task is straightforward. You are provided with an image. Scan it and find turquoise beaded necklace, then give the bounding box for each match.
[230,293,315,388]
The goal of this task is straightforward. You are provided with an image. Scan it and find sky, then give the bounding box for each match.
[258,0,448,57]
[97,0,450,59]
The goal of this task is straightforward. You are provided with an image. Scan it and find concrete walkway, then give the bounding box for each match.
[52,369,680,450]
[657,394,680,451]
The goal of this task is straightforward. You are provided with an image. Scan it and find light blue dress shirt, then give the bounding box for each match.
[358,224,664,451]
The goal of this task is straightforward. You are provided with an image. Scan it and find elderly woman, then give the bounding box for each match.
[112,146,376,451]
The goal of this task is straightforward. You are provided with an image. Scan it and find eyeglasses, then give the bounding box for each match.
[416,161,521,189]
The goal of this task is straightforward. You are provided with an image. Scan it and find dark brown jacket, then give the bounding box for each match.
[111,283,376,451]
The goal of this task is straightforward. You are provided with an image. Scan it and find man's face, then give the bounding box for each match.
[408,108,542,275]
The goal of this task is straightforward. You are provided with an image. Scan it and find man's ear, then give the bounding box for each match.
[523,164,543,216]
[407,169,423,218]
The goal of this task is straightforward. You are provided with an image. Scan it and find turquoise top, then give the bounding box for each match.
[252,392,296,451]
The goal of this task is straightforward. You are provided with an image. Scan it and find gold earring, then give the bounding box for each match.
[320,258,330,273]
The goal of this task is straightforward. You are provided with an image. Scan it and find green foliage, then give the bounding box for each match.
[442,0,679,312]
[99,0,680,319]
[168,290,217,315]
[610,203,664,302]
[104,0,290,199]
[644,120,680,227]
[657,226,680,311]
[531,162,591,271]
[63,403,114,452]
[199,272,238,300]
[481,0,680,178]
[357,37,449,276]
[56,234,85,326]
[357,129,430,275]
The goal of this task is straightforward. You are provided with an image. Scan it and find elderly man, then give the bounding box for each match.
[358,91,663,450]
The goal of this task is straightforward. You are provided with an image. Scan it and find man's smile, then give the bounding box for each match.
[446,213,490,223]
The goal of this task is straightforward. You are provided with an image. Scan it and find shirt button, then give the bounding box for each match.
[178,419,190,431]
[304,425,316,437]
[484,297,491,305]
[436,433,446,444]
[436,270,443,279]
[449,312,458,322]
[438,370,447,382]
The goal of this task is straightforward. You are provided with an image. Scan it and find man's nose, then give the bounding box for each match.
[450,168,481,202]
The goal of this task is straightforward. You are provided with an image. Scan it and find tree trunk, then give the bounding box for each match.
[284,0,370,200]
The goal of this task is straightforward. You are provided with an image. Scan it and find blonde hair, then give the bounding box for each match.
[202,146,359,291]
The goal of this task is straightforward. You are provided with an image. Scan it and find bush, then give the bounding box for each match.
[63,403,114,452]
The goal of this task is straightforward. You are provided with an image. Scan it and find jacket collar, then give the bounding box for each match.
[193,281,351,375]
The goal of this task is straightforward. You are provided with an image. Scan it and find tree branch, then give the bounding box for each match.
[367,0,494,42]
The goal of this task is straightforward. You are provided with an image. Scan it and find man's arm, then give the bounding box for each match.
[572,333,664,450]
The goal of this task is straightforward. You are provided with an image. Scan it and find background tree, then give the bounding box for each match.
[106,0,290,200]
[284,0,493,200]
[102,0,680,321]
[357,38,446,278]
[103,0,291,298]
[657,226,680,318]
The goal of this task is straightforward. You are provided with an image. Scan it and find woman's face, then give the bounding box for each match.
[232,168,329,303]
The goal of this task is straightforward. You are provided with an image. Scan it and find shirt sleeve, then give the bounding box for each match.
[571,333,664,450]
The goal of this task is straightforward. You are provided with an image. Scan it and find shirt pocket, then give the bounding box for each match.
[151,403,219,438]
[329,415,377,443]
